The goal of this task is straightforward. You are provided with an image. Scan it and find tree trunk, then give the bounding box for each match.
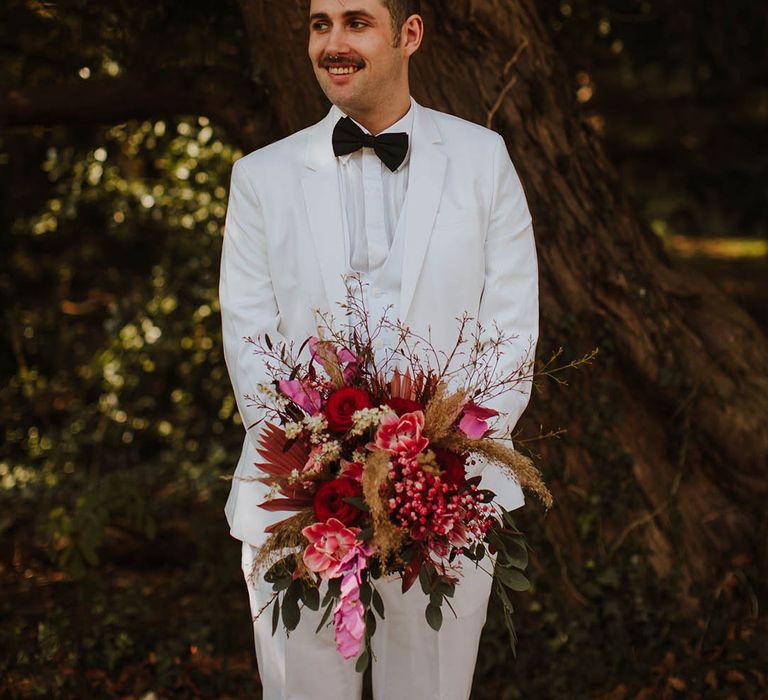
[237,0,768,592]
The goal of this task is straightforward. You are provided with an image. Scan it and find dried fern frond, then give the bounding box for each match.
[442,433,553,509]
[312,338,345,388]
[424,382,468,443]
[362,450,403,564]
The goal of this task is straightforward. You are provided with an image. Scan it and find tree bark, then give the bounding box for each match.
[236,0,768,589]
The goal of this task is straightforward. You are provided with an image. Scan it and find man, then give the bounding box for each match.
[218,0,538,697]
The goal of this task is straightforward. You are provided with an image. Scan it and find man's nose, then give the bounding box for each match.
[324,25,350,55]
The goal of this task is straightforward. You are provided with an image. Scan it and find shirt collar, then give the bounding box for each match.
[333,96,415,171]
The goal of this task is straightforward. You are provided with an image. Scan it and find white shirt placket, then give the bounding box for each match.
[361,148,389,272]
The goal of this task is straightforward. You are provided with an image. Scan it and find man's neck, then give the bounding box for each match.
[342,96,412,136]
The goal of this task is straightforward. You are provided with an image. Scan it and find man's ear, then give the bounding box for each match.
[400,14,424,56]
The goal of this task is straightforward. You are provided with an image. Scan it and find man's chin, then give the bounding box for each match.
[320,87,364,115]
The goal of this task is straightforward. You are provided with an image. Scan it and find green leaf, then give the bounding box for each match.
[505,540,528,569]
[502,510,518,530]
[429,590,442,608]
[496,566,530,592]
[324,577,341,600]
[485,531,506,555]
[315,602,334,634]
[282,583,301,631]
[425,603,443,631]
[271,598,281,636]
[372,588,385,619]
[273,575,292,592]
[495,582,515,613]
[366,608,377,636]
[359,581,372,607]
[302,585,320,611]
[419,565,431,595]
[355,526,373,541]
[343,496,370,512]
[355,650,370,673]
[437,580,455,598]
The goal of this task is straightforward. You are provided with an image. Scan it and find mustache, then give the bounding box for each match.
[320,55,365,69]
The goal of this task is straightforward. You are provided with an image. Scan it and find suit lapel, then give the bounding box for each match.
[302,107,348,313]
[400,103,447,322]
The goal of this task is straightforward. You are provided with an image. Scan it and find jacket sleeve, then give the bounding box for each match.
[476,134,539,442]
[219,158,287,449]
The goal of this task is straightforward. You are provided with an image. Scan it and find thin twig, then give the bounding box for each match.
[486,37,529,129]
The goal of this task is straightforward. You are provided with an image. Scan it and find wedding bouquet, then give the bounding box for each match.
[241,292,555,671]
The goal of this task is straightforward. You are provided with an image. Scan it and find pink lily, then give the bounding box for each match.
[278,379,322,415]
[309,337,361,382]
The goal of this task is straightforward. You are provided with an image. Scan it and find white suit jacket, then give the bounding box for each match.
[219,99,539,547]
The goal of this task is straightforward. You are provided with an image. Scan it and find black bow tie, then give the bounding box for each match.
[332,117,409,172]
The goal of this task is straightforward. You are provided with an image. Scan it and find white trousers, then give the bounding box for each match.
[241,541,497,700]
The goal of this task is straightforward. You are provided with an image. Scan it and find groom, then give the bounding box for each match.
[219,0,539,697]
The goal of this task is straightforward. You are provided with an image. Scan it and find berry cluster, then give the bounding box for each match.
[385,456,494,554]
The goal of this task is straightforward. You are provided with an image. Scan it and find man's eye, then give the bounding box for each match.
[350,20,367,29]
[312,21,330,31]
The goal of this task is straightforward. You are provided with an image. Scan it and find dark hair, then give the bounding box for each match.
[381,0,421,44]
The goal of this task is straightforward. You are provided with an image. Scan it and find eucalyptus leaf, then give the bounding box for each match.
[419,566,431,595]
[425,603,443,631]
[328,577,342,597]
[355,650,370,673]
[302,585,320,611]
[273,575,292,592]
[343,496,370,512]
[496,566,531,592]
[315,602,334,634]
[372,588,385,619]
[366,608,377,636]
[271,598,281,636]
[281,592,301,631]
[359,581,372,607]
[505,540,528,569]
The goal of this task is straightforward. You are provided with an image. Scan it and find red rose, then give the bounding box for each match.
[384,397,425,416]
[324,387,372,432]
[433,448,467,487]
[313,477,364,526]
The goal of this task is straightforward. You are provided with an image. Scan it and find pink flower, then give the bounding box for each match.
[458,403,499,439]
[303,445,325,475]
[340,459,364,481]
[337,347,361,382]
[301,518,360,579]
[308,337,361,383]
[333,571,366,659]
[278,380,322,415]
[368,410,429,457]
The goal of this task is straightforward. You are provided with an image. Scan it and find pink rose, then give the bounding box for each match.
[368,410,429,457]
[301,518,360,579]
[458,403,499,439]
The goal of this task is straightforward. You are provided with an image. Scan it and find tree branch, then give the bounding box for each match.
[0,67,276,151]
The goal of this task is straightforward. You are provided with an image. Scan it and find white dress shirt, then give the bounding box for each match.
[334,99,415,273]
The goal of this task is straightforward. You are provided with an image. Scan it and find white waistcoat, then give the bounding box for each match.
[340,160,409,367]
